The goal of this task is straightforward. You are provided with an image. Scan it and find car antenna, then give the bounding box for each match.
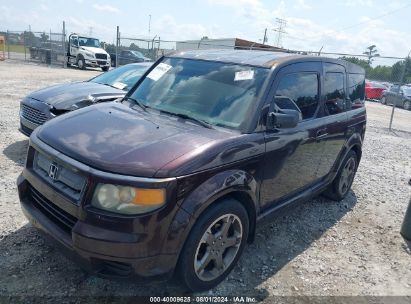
[318,46,324,56]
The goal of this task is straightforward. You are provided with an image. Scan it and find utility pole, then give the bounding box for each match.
[273,18,287,48]
[88,26,93,36]
[262,28,267,45]
[148,14,151,35]
[389,50,410,131]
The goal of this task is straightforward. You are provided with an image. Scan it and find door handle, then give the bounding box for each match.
[316,129,328,141]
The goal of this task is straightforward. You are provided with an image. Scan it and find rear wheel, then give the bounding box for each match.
[323,150,358,201]
[177,198,249,292]
[403,100,411,111]
[380,96,386,105]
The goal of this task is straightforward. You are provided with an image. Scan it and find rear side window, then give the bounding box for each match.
[324,72,346,115]
[347,73,365,109]
[275,73,319,119]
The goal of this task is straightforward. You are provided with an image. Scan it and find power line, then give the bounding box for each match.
[273,18,287,47]
[284,2,411,43]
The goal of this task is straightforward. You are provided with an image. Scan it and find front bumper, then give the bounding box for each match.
[19,98,53,136]
[85,59,110,68]
[17,173,178,281]
[19,116,39,136]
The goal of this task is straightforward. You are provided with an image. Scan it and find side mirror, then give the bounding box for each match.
[267,109,301,129]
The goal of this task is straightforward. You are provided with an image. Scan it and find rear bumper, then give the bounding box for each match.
[17,174,178,281]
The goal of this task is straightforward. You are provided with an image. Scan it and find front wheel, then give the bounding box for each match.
[323,150,358,201]
[380,96,386,105]
[177,198,249,292]
[77,57,86,70]
[101,66,109,72]
[403,100,411,111]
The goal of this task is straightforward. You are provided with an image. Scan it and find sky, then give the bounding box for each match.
[1,0,411,64]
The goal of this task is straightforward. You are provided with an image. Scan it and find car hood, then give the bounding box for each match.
[80,46,109,55]
[28,82,125,110]
[36,102,226,177]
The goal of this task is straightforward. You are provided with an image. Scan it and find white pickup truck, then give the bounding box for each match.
[67,34,110,71]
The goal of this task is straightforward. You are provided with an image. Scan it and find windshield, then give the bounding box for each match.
[79,37,100,48]
[128,57,269,130]
[90,64,150,91]
[130,51,145,58]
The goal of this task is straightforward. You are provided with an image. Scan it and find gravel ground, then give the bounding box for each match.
[0,61,410,302]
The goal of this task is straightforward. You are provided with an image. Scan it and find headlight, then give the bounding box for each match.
[84,52,94,58]
[91,183,166,214]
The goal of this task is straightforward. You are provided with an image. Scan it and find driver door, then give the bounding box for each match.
[70,35,79,57]
[260,62,326,209]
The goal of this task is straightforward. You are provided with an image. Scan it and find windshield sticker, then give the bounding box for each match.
[147,63,172,81]
[234,70,254,81]
[112,82,127,90]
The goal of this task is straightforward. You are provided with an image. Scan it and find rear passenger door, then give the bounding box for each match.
[315,63,348,179]
[260,62,326,209]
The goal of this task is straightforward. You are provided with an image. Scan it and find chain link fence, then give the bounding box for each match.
[1,30,66,66]
[1,24,409,131]
[113,27,175,67]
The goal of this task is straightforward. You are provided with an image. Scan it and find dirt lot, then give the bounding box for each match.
[0,61,410,302]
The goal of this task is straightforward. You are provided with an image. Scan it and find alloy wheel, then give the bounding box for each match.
[404,101,411,111]
[338,157,356,196]
[194,214,243,282]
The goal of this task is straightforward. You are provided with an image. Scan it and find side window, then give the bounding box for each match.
[274,73,319,120]
[324,72,346,115]
[70,37,78,47]
[347,73,365,110]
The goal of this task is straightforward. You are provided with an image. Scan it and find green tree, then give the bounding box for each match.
[40,33,49,43]
[340,56,371,73]
[363,45,380,65]
[391,58,411,83]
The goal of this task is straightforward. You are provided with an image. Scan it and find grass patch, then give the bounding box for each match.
[5,44,29,53]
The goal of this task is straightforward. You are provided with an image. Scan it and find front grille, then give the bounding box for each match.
[21,104,48,125]
[33,151,87,202]
[29,185,77,233]
[95,53,107,60]
[97,60,106,65]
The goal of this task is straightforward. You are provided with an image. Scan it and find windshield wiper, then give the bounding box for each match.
[126,97,148,112]
[159,109,214,129]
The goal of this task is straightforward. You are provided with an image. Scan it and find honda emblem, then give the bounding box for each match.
[48,163,59,181]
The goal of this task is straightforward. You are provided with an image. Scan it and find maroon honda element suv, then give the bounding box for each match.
[17,50,366,291]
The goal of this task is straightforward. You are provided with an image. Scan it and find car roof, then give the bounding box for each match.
[167,49,364,73]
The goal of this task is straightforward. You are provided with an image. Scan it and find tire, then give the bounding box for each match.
[101,66,109,72]
[77,56,86,70]
[323,150,358,201]
[380,96,386,105]
[403,100,411,111]
[177,198,249,292]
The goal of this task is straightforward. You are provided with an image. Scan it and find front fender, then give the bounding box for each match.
[179,169,258,217]
[161,169,259,257]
